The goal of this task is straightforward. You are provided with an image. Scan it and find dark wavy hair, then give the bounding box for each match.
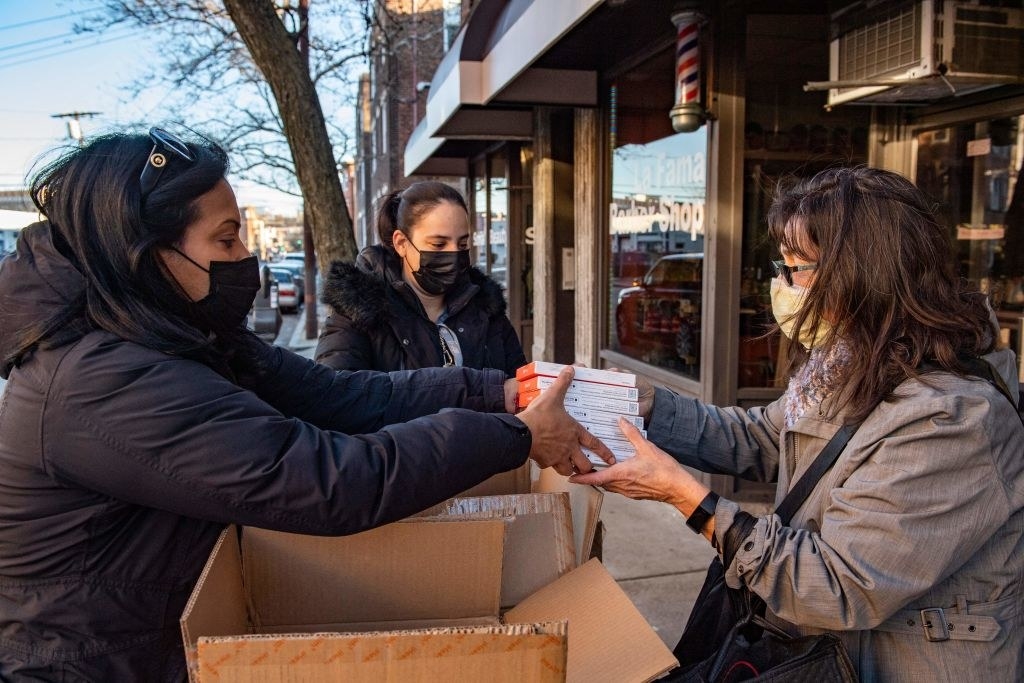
[8,129,230,369]
[375,180,469,250]
[767,166,995,423]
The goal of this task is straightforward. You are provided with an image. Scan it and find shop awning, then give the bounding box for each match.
[404,0,601,177]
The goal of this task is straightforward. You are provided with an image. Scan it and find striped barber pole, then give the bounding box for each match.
[674,13,700,107]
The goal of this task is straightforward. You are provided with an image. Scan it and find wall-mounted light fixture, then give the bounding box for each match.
[669,3,707,133]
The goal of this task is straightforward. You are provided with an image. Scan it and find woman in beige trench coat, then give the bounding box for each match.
[574,167,1024,681]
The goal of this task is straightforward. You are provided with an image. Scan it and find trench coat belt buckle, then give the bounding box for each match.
[875,606,1001,642]
[920,608,949,642]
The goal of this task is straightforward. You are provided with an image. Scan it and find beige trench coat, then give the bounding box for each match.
[649,348,1024,682]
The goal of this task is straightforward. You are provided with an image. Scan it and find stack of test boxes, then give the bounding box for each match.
[515,361,644,467]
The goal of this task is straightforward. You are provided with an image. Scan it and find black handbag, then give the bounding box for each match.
[666,423,862,682]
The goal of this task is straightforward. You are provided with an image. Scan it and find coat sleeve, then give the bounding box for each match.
[253,346,508,433]
[314,312,374,371]
[722,391,1021,631]
[41,342,530,536]
[646,386,783,483]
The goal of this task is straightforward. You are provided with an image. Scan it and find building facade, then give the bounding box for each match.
[354,0,466,248]
[242,207,304,261]
[405,0,1024,500]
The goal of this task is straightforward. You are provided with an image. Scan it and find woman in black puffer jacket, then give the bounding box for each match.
[316,181,526,377]
[0,132,607,680]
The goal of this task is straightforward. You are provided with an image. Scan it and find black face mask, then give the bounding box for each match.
[406,242,470,296]
[173,248,261,331]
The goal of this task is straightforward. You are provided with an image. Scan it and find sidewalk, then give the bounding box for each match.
[286,306,763,650]
[286,306,324,360]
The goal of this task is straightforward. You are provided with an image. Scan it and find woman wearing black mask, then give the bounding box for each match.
[0,129,611,680]
[316,181,526,376]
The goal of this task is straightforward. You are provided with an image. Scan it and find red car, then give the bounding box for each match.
[615,253,703,366]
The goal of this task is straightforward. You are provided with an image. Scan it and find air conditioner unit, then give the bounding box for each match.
[816,0,1024,106]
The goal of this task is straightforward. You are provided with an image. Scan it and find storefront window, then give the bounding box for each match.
[608,129,707,380]
[916,116,1024,366]
[471,168,487,282]
[739,13,870,389]
[520,145,535,322]
[488,154,509,292]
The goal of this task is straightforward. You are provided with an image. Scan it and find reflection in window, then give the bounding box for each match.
[916,116,1024,372]
[608,131,707,380]
[472,174,487,280]
[489,154,509,292]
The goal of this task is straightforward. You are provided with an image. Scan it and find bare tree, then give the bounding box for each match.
[84,1,376,270]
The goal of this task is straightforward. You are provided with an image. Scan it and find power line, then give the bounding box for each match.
[0,29,93,54]
[0,31,137,71]
[0,9,96,32]
[0,26,139,63]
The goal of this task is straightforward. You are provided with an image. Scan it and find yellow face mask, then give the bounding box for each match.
[770,277,830,349]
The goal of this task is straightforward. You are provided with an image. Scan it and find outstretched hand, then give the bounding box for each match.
[568,418,707,509]
[515,366,616,476]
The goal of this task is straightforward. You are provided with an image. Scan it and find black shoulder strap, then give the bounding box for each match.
[775,357,1023,524]
[774,423,858,524]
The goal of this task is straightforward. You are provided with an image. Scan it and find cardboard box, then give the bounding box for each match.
[450,460,604,570]
[566,406,645,429]
[581,421,646,442]
[181,519,677,682]
[519,375,640,401]
[516,362,637,387]
[456,460,532,498]
[584,446,637,468]
[416,493,576,607]
[517,390,640,415]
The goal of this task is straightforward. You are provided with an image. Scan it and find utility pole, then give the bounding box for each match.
[296,0,318,341]
[51,111,102,147]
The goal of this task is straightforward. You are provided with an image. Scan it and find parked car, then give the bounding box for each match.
[269,267,300,313]
[615,253,703,366]
[272,260,306,302]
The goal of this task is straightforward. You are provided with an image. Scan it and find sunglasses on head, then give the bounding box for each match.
[139,127,195,199]
[771,260,817,287]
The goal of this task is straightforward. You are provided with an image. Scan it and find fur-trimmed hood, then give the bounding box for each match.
[321,244,508,332]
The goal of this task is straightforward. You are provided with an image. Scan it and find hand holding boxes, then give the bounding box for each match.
[515,362,642,467]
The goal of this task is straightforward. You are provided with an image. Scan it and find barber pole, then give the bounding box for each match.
[670,7,707,133]
[676,17,699,106]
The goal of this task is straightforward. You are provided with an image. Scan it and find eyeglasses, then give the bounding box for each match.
[771,260,817,287]
[139,127,195,199]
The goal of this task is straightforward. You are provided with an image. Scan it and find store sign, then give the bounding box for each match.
[966,137,992,157]
[611,143,706,239]
[956,224,1005,240]
[609,197,706,239]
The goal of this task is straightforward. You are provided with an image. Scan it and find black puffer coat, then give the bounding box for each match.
[315,245,526,377]
[0,222,531,681]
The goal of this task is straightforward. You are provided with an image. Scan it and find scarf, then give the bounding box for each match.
[783,342,852,428]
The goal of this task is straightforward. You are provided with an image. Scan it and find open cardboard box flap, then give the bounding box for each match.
[416,492,575,607]
[507,558,678,682]
[459,462,604,566]
[182,489,676,681]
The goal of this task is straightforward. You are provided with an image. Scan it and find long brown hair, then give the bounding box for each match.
[767,166,994,423]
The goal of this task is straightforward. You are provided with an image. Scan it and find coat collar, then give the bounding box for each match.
[321,245,508,332]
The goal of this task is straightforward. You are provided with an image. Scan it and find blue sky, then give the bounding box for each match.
[0,1,304,213]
